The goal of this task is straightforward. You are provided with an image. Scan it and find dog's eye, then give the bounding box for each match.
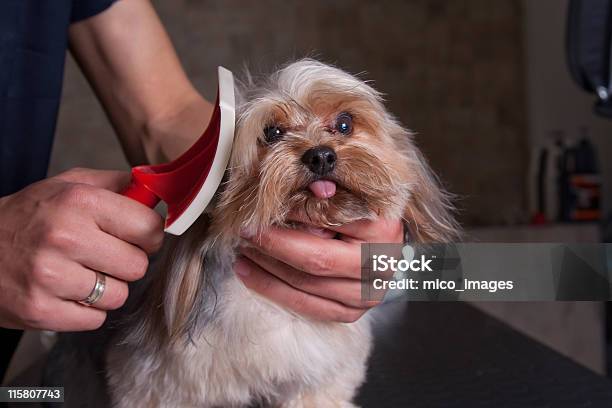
[263,125,285,144]
[335,112,353,135]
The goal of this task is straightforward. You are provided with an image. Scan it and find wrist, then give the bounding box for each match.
[143,93,214,164]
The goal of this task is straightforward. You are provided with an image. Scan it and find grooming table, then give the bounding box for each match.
[6,302,612,407]
[357,302,612,407]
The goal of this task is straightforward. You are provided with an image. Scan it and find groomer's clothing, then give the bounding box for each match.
[0,0,116,383]
[0,0,115,197]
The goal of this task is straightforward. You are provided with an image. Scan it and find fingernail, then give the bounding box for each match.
[234,258,251,277]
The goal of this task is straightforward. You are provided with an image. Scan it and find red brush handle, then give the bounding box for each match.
[117,96,222,224]
[122,174,161,208]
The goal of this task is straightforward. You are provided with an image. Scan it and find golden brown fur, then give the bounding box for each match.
[106,59,459,408]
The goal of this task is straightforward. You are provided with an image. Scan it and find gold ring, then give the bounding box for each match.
[78,272,106,307]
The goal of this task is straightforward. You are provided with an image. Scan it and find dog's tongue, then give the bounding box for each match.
[308,180,336,198]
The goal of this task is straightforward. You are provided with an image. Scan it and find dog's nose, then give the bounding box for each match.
[301,146,337,176]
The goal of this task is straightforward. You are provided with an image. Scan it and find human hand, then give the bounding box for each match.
[235,218,404,322]
[0,168,164,331]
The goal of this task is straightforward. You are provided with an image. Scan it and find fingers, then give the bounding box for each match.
[18,295,107,332]
[54,168,164,254]
[243,227,361,278]
[45,300,108,331]
[65,230,149,282]
[33,257,129,311]
[287,213,404,243]
[55,168,131,192]
[241,246,375,309]
[74,272,128,312]
[237,218,402,322]
[234,257,366,323]
[1,169,162,331]
[88,187,165,254]
[62,269,128,312]
[331,218,404,243]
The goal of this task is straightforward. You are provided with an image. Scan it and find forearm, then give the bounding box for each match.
[68,0,213,165]
[141,93,213,164]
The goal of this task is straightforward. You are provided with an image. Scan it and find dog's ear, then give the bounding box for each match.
[159,217,211,343]
[389,124,461,243]
[117,218,211,348]
[404,148,461,243]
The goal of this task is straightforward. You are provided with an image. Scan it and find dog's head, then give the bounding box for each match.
[151,60,460,343]
[215,59,458,242]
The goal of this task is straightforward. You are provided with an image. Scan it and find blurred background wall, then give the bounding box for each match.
[48,0,612,374]
[50,0,528,226]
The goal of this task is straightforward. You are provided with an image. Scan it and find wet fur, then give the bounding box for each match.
[106,59,459,407]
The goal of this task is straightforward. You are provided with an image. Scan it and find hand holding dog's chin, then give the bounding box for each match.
[235,217,404,323]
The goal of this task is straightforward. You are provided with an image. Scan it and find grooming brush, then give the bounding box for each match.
[122,67,235,235]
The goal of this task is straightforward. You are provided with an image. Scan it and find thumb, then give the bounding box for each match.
[54,168,131,192]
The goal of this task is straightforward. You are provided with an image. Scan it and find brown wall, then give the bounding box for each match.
[50,0,528,226]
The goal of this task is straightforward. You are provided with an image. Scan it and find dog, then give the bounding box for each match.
[105,59,459,407]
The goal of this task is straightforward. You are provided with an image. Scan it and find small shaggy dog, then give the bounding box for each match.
[101,59,457,407]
